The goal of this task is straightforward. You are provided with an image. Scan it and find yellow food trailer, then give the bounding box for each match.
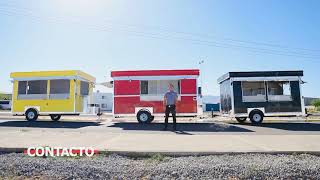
[10,70,96,121]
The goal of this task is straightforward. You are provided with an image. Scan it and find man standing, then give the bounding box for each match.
[163,84,178,131]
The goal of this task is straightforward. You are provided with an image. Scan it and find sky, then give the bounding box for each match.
[0,0,319,97]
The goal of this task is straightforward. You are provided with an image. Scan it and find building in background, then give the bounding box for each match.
[0,91,12,110]
[93,91,113,112]
[202,95,220,112]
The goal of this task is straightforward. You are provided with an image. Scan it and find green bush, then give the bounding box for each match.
[312,99,320,107]
[145,153,169,163]
[0,94,11,100]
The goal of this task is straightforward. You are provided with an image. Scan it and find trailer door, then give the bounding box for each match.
[178,79,197,113]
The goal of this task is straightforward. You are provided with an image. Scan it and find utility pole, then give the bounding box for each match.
[198,60,204,95]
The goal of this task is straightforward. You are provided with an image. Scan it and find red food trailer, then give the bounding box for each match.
[111,69,201,123]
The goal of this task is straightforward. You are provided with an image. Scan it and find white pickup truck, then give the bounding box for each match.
[0,100,11,110]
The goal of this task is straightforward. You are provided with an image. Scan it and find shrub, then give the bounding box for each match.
[145,153,169,163]
[312,99,320,107]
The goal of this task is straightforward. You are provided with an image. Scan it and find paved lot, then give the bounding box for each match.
[1,115,320,154]
[1,115,320,135]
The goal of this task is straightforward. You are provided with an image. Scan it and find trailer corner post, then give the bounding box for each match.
[73,79,76,113]
[47,80,50,100]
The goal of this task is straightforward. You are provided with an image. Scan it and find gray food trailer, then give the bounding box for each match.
[218,71,305,124]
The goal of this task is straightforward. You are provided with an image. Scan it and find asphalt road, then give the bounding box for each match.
[0,117,320,135]
[1,115,320,179]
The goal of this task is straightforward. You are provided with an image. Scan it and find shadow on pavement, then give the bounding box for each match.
[0,121,101,129]
[233,122,320,131]
[108,122,254,133]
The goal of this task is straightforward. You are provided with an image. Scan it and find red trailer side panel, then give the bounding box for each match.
[114,97,197,114]
[114,97,165,114]
[138,101,165,113]
[181,79,197,94]
[177,96,197,113]
[114,80,140,95]
[114,96,140,114]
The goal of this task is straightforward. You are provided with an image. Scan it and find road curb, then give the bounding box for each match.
[1,147,320,157]
[102,150,320,157]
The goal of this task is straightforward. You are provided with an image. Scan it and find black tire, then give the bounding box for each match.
[235,117,247,123]
[249,110,264,124]
[25,109,38,121]
[50,114,61,121]
[137,110,152,123]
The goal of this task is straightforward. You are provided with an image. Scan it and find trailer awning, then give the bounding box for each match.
[10,70,96,82]
[111,69,200,77]
[217,70,303,84]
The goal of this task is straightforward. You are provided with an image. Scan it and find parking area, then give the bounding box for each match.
[0,113,320,135]
[0,113,319,154]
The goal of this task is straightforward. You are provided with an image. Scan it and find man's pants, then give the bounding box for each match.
[164,105,176,129]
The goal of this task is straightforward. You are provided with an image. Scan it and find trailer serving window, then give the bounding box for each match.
[140,80,180,95]
[241,81,266,102]
[18,80,47,99]
[267,81,292,101]
[49,79,70,99]
[140,80,180,101]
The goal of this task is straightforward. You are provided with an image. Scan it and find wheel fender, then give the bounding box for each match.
[247,107,265,116]
[136,108,153,116]
[135,107,153,116]
[24,106,40,114]
[137,108,151,114]
[249,109,264,117]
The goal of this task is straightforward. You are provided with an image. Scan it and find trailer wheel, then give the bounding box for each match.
[50,114,61,121]
[235,117,247,123]
[25,108,38,121]
[249,110,264,124]
[137,110,152,123]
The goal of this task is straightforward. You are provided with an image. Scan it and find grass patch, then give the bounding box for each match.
[145,153,169,163]
[96,151,112,157]
[307,106,320,113]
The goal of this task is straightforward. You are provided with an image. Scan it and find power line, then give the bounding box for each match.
[0,5,319,60]
[0,2,319,53]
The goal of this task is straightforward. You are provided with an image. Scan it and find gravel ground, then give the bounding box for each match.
[0,153,320,179]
